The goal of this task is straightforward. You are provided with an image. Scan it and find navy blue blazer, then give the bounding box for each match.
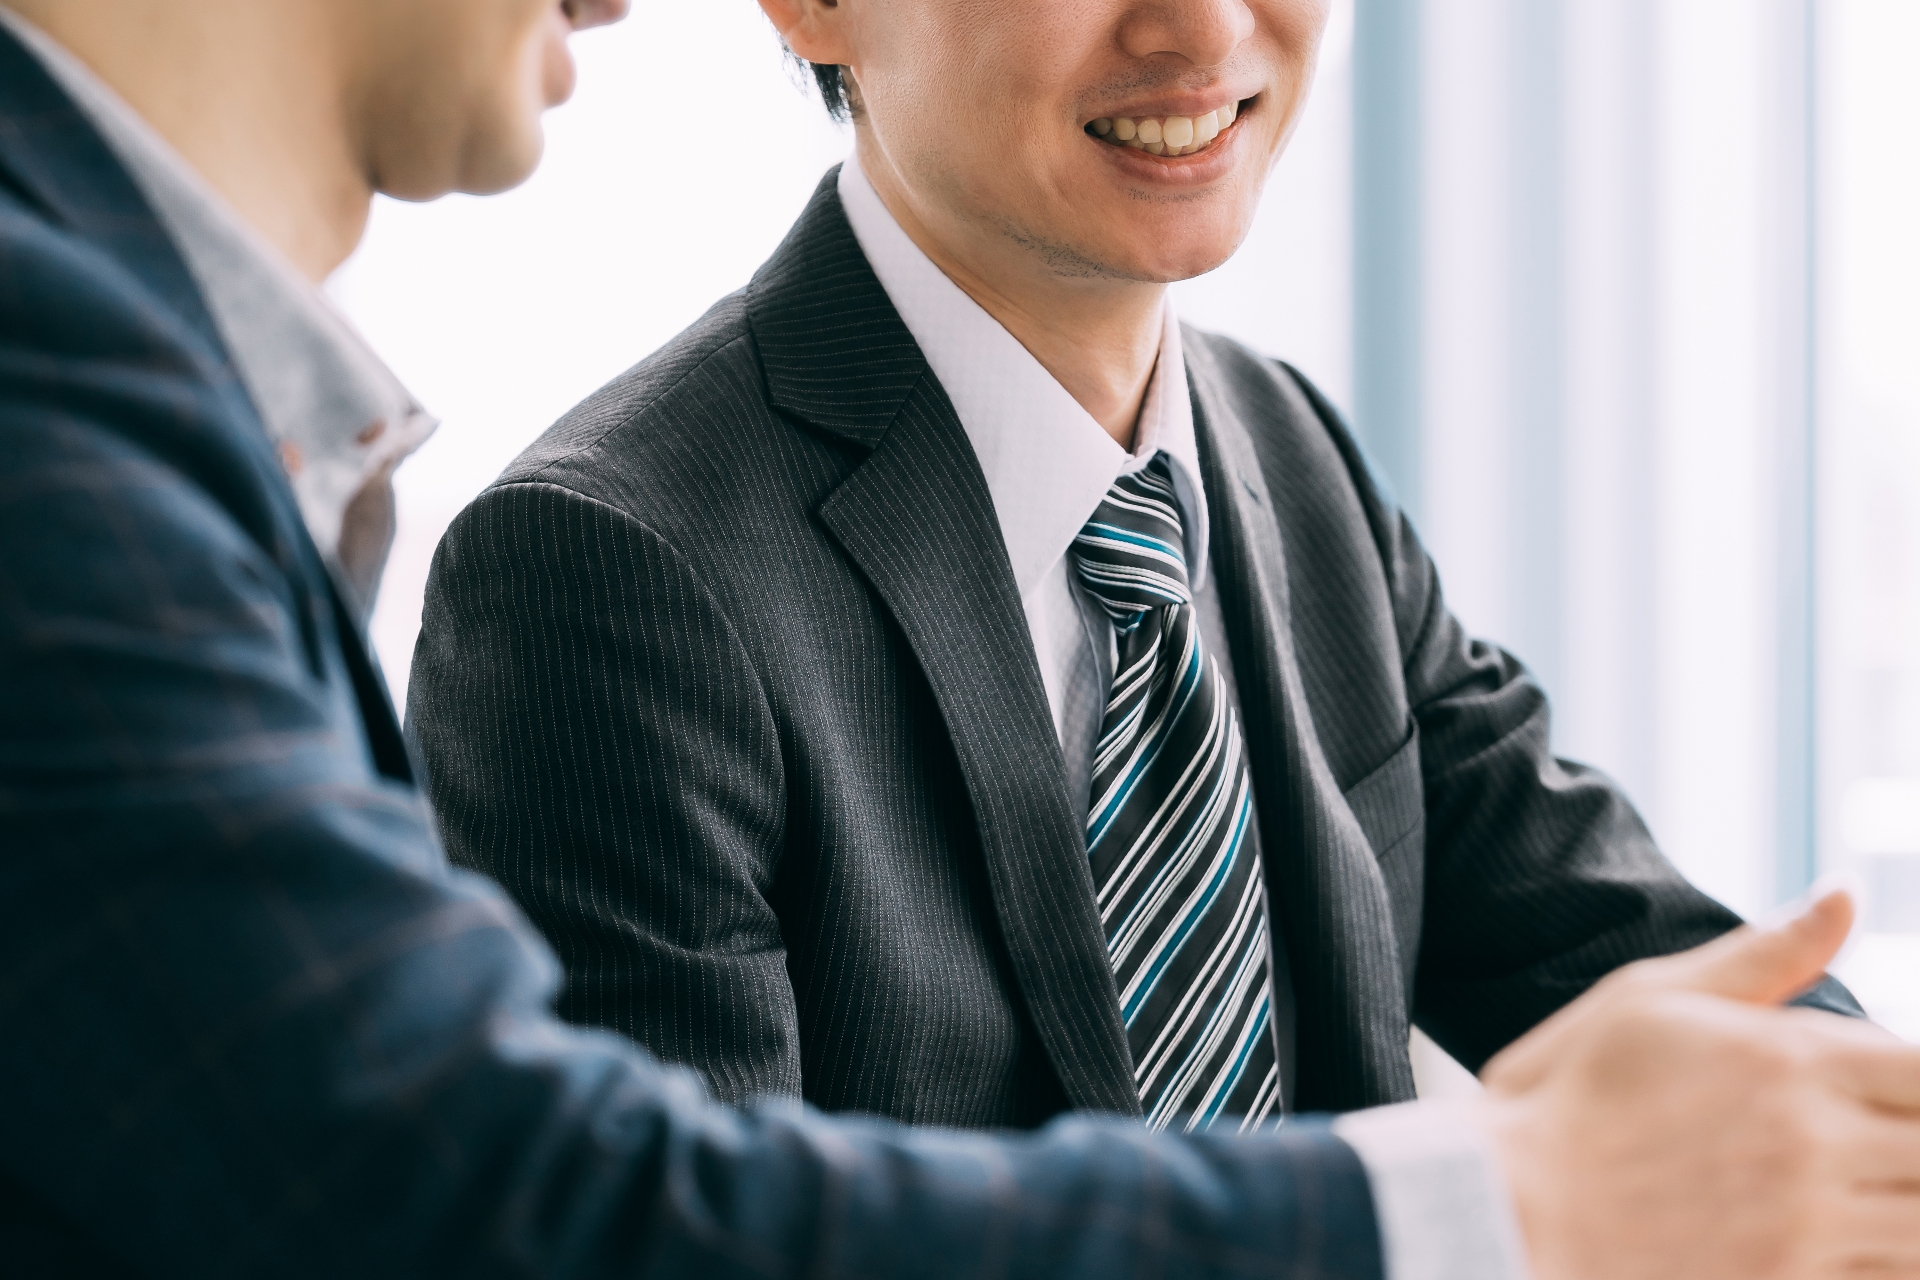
[0,25,1383,1280]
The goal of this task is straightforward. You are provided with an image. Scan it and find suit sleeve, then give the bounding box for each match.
[408,480,805,1106]
[1282,368,1862,1074]
[0,220,1386,1278]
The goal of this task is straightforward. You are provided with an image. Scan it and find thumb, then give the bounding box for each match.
[1655,878,1858,1005]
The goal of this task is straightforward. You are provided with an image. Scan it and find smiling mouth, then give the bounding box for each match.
[1087,98,1250,158]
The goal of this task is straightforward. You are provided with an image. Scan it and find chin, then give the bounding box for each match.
[1139,245,1242,284]
[1097,222,1250,285]
[457,118,548,197]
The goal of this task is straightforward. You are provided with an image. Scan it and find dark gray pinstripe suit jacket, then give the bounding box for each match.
[409,169,1858,1127]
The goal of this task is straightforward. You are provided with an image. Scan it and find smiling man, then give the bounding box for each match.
[411,0,1860,1144]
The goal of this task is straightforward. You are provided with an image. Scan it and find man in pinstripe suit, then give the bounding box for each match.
[9,0,1920,1277]
[411,0,1867,1200]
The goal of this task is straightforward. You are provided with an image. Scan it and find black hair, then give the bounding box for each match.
[808,62,855,120]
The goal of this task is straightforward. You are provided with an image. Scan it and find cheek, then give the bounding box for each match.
[490,1,572,127]
[447,14,559,193]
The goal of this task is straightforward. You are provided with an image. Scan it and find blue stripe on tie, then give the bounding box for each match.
[1093,638,1206,839]
[1196,992,1271,1129]
[1120,787,1253,1024]
[1086,637,1207,849]
[1077,522,1185,562]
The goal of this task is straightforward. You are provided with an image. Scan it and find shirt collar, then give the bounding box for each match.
[836,155,1210,599]
[1,9,437,582]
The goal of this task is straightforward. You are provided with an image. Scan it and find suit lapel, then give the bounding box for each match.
[324,577,414,786]
[751,173,1141,1116]
[1184,336,1418,1112]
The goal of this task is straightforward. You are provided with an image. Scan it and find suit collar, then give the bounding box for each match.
[745,167,929,449]
[1185,331,1418,1111]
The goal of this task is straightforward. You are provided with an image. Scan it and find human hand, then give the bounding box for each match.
[1480,884,1920,1279]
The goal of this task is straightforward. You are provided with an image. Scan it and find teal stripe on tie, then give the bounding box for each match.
[1120,787,1253,1023]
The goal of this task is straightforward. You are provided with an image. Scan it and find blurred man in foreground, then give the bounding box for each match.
[1,1,1918,1277]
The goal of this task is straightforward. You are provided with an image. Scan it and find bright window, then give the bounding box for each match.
[1819,0,1920,1032]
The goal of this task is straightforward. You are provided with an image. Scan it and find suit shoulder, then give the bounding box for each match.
[0,193,209,375]
[0,195,286,546]
[498,287,765,487]
[1181,327,1336,445]
[1181,325,1399,516]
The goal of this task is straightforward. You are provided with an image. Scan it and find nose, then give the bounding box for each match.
[1117,0,1256,69]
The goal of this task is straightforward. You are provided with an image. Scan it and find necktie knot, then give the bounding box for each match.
[1070,455,1192,626]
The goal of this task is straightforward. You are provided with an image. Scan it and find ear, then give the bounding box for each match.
[756,0,855,68]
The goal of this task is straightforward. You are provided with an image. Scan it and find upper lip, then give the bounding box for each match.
[1085,89,1255,124]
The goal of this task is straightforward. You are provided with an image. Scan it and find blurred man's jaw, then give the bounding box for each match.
[367,0,616,202]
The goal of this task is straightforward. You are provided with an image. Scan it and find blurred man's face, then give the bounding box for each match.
[846,0,1330,284]
[352,0,627,200]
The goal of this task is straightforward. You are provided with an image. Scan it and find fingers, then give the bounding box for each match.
[1815,1190,1920,1272]
[1652,881,1856,1005]
[1484,881,1861,1098]
[1827,1039,1920,1115]
[1812,1099,1920,1184]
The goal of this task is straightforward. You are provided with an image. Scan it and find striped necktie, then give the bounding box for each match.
[1071,455,1280,1132]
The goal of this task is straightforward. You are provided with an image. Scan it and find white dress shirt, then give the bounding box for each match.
[838,154,1531,1280]
[0,8,436,615]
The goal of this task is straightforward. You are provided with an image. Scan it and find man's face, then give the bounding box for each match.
[352,0,627,201]
[848,0,1330,284]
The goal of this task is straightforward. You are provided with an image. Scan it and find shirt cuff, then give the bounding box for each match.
[1332,1099,1532,1280]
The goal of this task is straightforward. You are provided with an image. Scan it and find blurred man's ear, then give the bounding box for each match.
[756,0,854,70]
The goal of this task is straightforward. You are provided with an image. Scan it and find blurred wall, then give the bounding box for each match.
[1349,0,1833,921]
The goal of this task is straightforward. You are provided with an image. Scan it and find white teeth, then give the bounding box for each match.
[1091,103,1242,156]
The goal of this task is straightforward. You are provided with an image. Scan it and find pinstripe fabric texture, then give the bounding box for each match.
[412,167,1863,1128]
[1074,459,1278,1131]
[0,33,1392,1278]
